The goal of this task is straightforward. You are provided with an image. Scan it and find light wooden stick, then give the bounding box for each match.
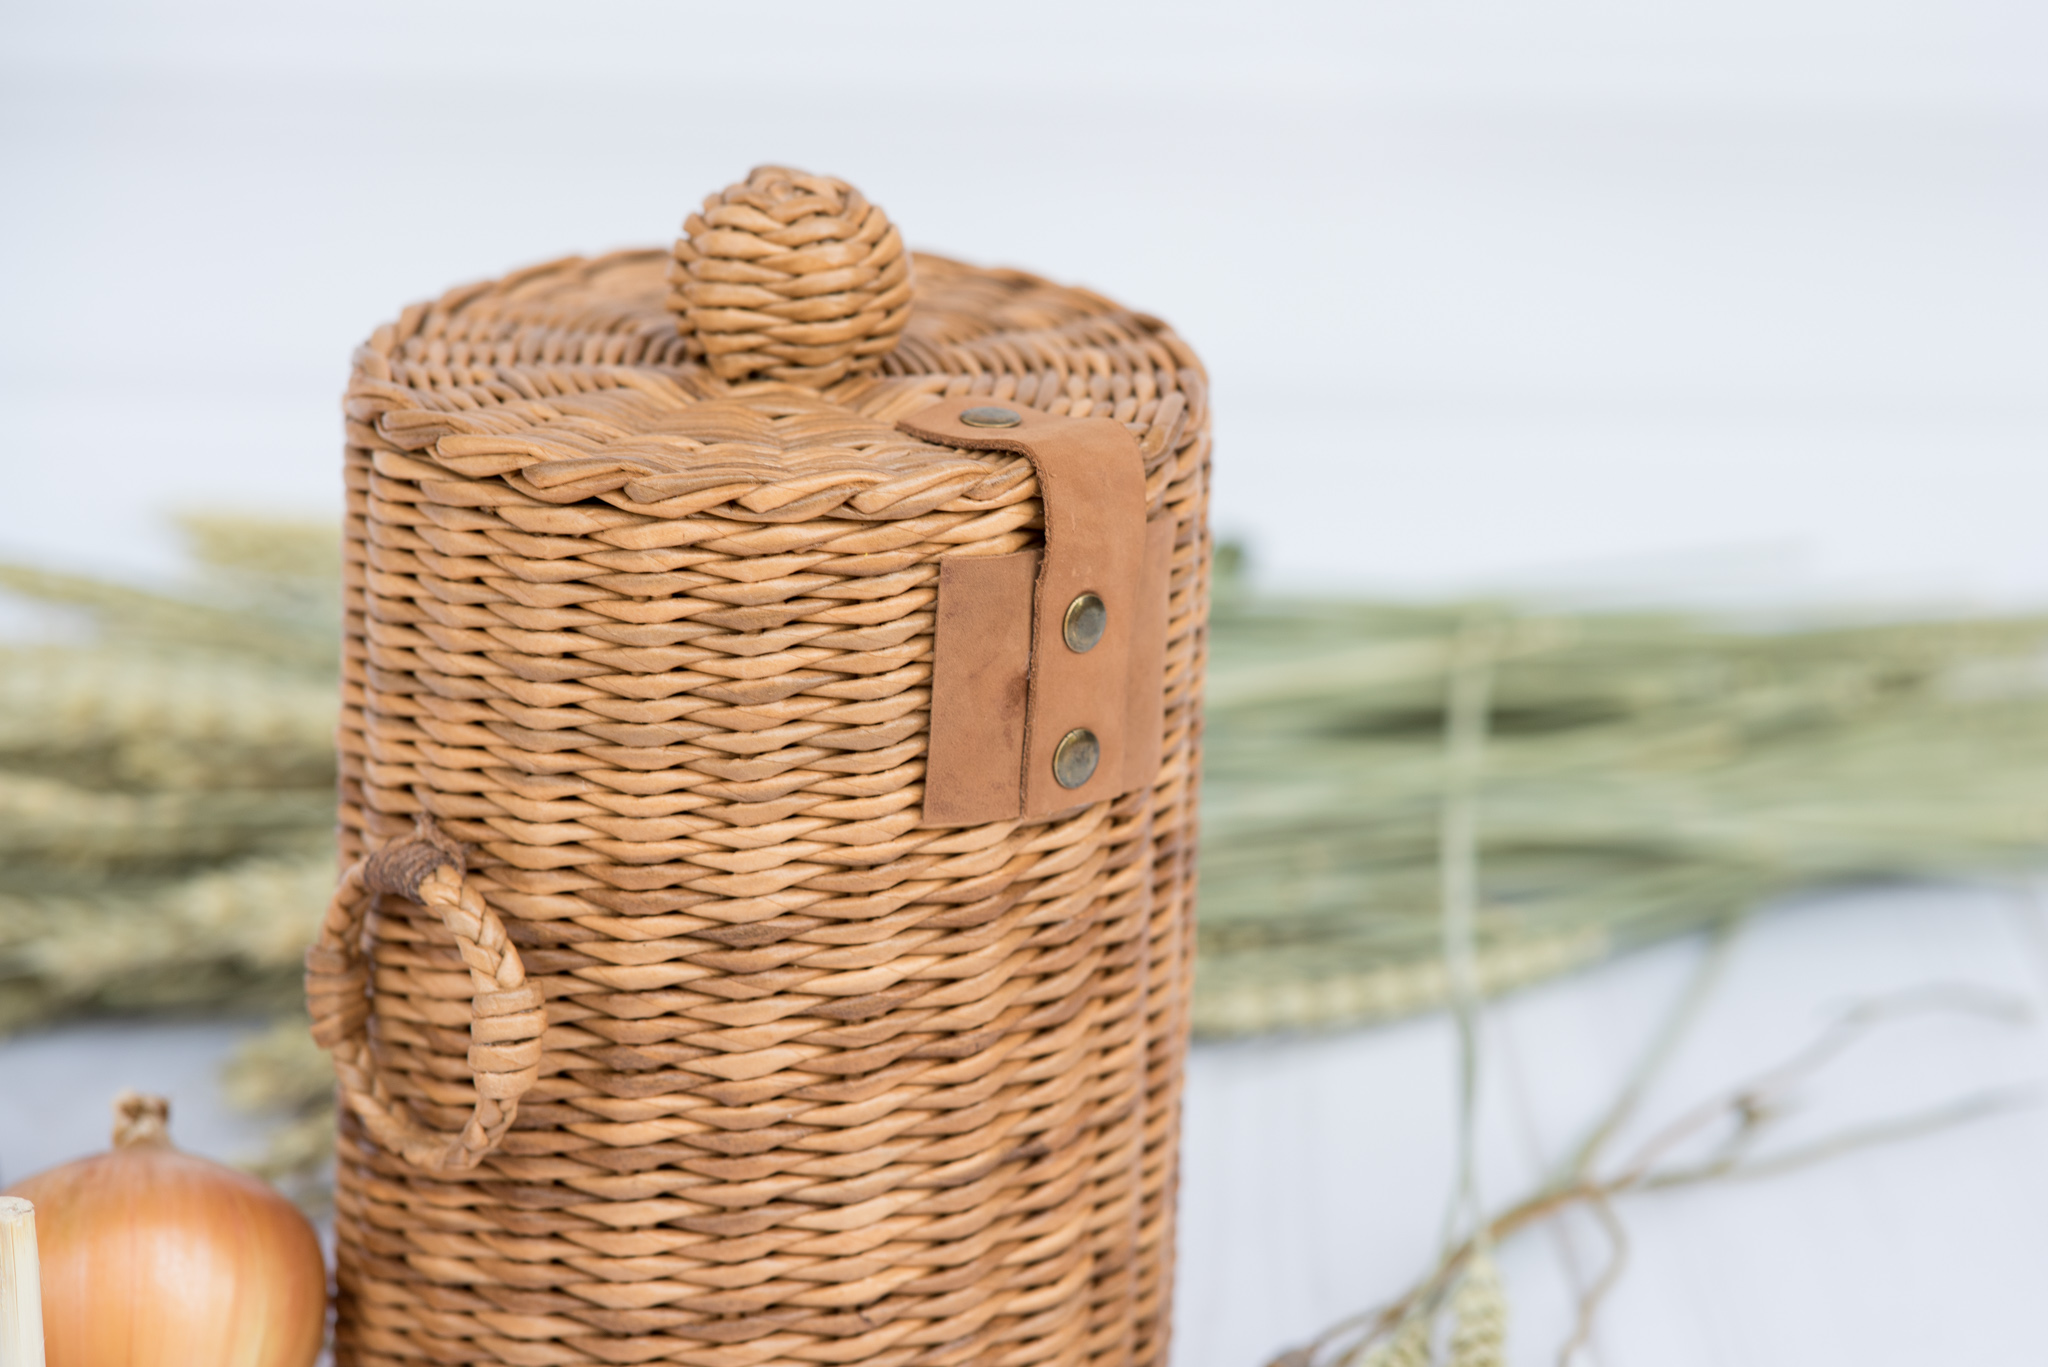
[0,1198,43,1367]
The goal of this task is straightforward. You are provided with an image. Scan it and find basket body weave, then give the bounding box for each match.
[332,243,1209,1367]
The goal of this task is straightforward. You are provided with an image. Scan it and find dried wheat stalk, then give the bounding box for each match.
[7,521,2048,1208]
[0,516,338,1031]
[1273,614,2040,1367]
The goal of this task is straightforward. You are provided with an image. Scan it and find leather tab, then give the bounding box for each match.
[903,397,1163,824]
[925,549,1038,825]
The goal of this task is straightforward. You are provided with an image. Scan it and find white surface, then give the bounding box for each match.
[1175,882,2048,1367]
[0,1018,276,1190]
[1,0,2044,599]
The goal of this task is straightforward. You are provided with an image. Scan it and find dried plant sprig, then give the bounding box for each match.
[0,852,333,1030]
[1351,1313,1433,1367]
[175,512,339,581]
[1555,1197,1626,1366]
[1199,567,2048,1036]
[1609,983,2032,1189]
[1448,1244,1506,1367]
[0,564,335,674]
[1270,978,2040,1367]
[1554,919,1743,1187]
[0,518,340,1038]
[1439,614,1499,1252]
[1275,618,2033,1367]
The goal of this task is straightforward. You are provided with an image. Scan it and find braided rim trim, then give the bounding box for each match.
[305,818,544,1174]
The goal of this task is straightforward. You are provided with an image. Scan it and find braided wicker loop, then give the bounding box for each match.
[306,816,545,1174]
[668,165,911,386]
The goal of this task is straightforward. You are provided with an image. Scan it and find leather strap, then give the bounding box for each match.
[926,548,1038,825]
[904,397,1167,825]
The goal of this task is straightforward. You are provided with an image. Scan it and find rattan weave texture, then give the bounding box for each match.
[327,172,1210,1367]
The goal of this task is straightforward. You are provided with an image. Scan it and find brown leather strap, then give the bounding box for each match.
[925,549,1039,825]
[904,397,1166,824]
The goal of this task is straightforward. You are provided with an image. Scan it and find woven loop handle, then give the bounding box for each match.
[305,819,543,1174]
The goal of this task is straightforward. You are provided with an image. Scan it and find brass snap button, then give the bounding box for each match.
[1052,728,1099,789]
[1063,592,1107,653]
[959,405,1022,428]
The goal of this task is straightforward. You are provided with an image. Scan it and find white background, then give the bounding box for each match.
[4,3,2047,1364]
[3,0,2045,598]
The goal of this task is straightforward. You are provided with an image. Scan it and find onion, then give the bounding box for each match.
[3,1091,326,1367]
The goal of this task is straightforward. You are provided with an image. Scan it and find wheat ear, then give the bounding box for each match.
[1355,1312,1434,1367]
[1448,1245,1507,1367]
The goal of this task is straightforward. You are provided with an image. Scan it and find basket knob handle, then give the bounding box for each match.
[304,817,543,1175]
[668,165,912,388]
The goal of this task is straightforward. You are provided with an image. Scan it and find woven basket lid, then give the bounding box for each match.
[346,166,1208,526]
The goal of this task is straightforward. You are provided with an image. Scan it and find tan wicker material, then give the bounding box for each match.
[309,817,547,1173]
[324,169,1209,1367]
[669,167,911,388]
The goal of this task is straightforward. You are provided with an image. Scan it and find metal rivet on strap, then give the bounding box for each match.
[1063,592,1107,653]
[1052,728,1100,789]
[959,405,1022,428]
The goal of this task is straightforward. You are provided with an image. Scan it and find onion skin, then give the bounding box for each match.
[3,1093,326,1367]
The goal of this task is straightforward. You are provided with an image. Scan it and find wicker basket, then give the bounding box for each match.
[308,167,1210,1367]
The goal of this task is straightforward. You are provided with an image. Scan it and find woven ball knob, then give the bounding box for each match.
[670,166,912,387]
